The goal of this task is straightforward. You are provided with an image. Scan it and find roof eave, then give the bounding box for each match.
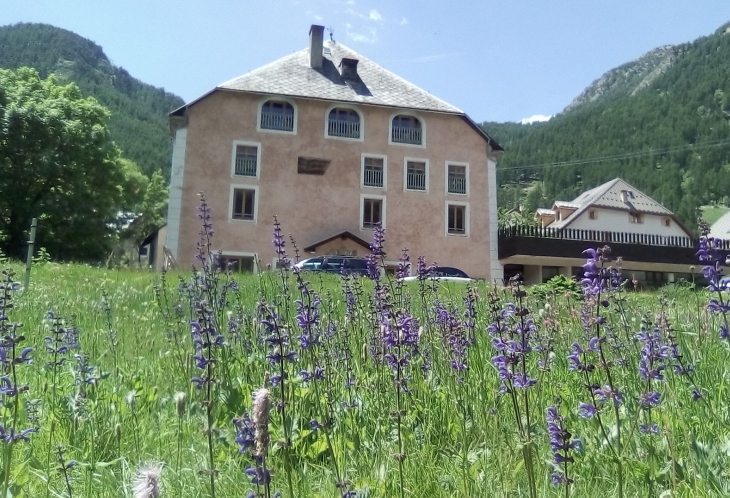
[461,115,503,151]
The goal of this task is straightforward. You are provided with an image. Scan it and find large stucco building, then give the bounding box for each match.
[165,25,503,279]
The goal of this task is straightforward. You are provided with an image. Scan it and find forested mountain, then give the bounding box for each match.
[0,23,184,178]
[484,21,730,231]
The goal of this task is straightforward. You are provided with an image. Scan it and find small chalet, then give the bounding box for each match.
[499,178,700,287]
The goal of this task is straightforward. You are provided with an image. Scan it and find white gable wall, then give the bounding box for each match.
[566,207,689,238]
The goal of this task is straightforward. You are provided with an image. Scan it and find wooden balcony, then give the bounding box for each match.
[498,225,711,266]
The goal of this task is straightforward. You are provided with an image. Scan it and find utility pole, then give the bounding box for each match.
[24,218,37,291]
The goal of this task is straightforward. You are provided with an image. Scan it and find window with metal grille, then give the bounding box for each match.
[362,198,382,229]
[232,188,256,221]
[447,164,466,194]
[234,145,258,176]
[448,204,466,235]
[260,100,294,131]
[406,161,426,191]
[391,115,422,145]
[218,255,255,272]
[328,108,360,138]
[363,157,384,187]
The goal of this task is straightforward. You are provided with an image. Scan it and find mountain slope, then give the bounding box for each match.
[564,44,680,113]
[0,23,184,178]
[483,22,730,230]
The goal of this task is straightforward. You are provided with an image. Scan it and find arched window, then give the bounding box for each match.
[327,108,361,139]
[260,100,295,131]
[391,115,422,145]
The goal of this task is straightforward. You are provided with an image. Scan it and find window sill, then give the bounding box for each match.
[389,139,426,149]
[446,232,469,238]
[229,218,257,224]
[325,134,363,142]
[257,127,296,135]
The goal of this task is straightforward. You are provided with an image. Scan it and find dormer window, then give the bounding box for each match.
[327,107,361,139]
[260,100,295,132]
[391,115,423,145]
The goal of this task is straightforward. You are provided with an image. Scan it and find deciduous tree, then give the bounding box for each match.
[0,67,133,260]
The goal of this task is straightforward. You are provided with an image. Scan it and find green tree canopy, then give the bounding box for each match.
[0,67,134,260]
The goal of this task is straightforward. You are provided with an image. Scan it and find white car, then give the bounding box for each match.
[719,274,730,289]
[402,266,474,283]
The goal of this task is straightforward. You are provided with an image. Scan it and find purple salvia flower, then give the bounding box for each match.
[593,385,624,407]
[639,391,661,408]
[233,414,256,454]
[546,406,580,486]
[639,423,660,435]
[578,402,597,419]
[272,216,288,263]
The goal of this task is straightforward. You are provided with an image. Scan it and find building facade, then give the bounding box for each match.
[165,25,503,280]
[500,178,700,286]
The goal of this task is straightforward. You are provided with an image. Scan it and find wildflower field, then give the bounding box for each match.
[3,218,730,497]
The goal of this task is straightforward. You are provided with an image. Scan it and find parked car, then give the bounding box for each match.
[294,255,370,276]
[402,266,474,283]
[719,274,730,289]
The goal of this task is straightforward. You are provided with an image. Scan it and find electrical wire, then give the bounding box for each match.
[497,137,730,173]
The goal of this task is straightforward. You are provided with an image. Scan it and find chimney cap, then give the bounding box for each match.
[310,24,325,35]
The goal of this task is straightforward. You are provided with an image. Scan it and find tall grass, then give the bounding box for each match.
[1,224,729,497]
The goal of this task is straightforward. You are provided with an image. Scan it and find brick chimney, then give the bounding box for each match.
[309,25,324,69]
[339,58,359,80]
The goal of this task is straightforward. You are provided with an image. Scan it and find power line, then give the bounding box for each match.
[498,137,730,173]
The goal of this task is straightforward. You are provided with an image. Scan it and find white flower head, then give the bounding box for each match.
[132,461,163,498]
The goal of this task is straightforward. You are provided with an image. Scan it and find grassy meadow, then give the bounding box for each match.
[2,231,730,498]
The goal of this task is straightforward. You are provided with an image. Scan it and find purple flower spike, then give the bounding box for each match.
[546,406,579,486]
[578,402,597,419]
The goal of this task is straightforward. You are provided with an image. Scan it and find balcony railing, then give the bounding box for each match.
[407,172,426,191]
[328,119,360,138]
[261,112,294,131]
[235,157,257,176]
[363,168,383,187]
[392,126,422,145]
[448,176,467,194]
[500,225,697,247]
[498,225,707,266]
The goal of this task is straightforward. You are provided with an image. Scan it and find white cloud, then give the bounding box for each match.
[369,9,382,21]
[399,17,408,25]
[345,23,378,43]
[346,0,355,4]
[520,114,552,125]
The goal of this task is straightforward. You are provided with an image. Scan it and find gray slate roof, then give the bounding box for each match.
[535,208,555,216]
[218,40,462,113]
[709,210,730,240]
[549,178,674,229]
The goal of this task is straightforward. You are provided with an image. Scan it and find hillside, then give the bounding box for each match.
[484,22,730,231]
[0,23,184,178]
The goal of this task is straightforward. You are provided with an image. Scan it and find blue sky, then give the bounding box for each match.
[2,1,729,123]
